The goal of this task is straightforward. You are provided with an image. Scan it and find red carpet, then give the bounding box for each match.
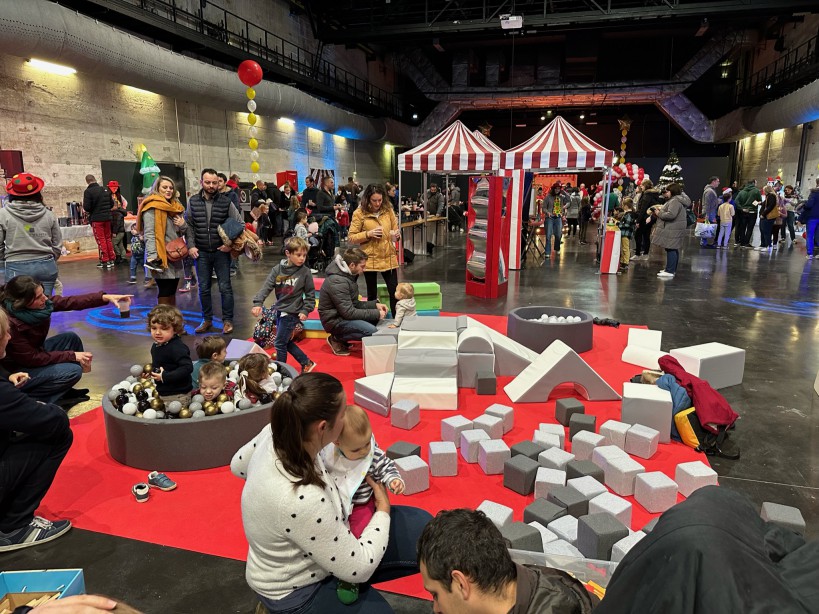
[39,314,708,601]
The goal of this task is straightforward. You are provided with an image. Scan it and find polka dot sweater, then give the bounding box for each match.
[231,426,391,601]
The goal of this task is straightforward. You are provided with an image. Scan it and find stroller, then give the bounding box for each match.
[309,215,340,272]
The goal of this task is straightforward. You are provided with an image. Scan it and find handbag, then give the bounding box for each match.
[252,307,303,348]
[165,236,188,262]
[694,222,716,238]
[686,208,697,228]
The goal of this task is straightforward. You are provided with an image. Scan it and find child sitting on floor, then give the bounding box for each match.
[389,282,417,328]
[235,353,277,405]
[192,335,227,388]
[147,304,193,405]
[192,360,236,404]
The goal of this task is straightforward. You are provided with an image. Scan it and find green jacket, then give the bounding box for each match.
[735,182,762,214]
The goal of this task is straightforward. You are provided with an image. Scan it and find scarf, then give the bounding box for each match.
[137,195,185,266]
[3,298,54,325]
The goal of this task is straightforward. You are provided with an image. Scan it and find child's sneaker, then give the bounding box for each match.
[127,277,138,284]
[132,483,150,503]
[145,258,165,272]
[0,517,72,552]
[337,580,359,605]
[302,361,317,374]
[179,280,193,293]
[147,471,177,491]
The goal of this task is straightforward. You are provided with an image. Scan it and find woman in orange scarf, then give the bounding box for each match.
[137,176,187,306]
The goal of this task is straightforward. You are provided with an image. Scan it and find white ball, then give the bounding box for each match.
[282,377,293,387]
[167,401,182,414]
[117,381,132,392]
[548,316,558,323]
[191,394,205,405]
[126,375,138,384]
[268,363,278,372]
[130,364,144,377]
[128,394,137,404]
[155,411,165,419]
[107,389,120,401]
[229,361,239,368]
[192,409,206,418]
[557,316,566,323]
[220,401,235,414]
[271,372,282,384]
[143,409,157,420]
[122,402,137,416]
[237,398,253,410]
[189,401,203,413]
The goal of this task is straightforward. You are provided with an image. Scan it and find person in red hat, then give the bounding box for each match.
[0,173,62,296]
[83,174,115,269]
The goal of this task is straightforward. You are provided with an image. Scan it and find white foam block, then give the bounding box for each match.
[670,342,745,390]
[527,522,559,549]
[611,531,646,563]
[621,383,672,443]
[599,420,631,449]
[353,391,389,417]
[538,423,566,449]
[391,376,458,410]
[465,317,538,376]
[621,346,671,371]
[398,329,458,350]
[590,492,633,527]
[627,329,662,350]
[363,337,397,377]
[571,431,607,461]
[353,372,394,407]
[534,467,566,500]
[504,340,621,403]
[675,461,718,497]
[457,326,494,354]
[533,431,561,450]
[591,445,629,472]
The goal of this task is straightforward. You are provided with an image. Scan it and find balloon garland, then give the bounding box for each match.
[237,60,264,181]
[617,115,632,165]
[592,162,650,209]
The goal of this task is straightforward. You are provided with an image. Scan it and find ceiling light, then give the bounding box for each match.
[26,58,76,75]
[412,113,419,120]
[540,115,546,120]
[579,113,585,120]
[546,110,553,116]
[279,117,295,124]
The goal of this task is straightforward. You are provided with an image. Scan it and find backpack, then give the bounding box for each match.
[130,234,145,257]
[252,307,304,348]
[675,407,740,459]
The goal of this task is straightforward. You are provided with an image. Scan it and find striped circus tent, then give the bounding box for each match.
[472,130,503,156]
[398,121,501,172]
[502,116,614,170]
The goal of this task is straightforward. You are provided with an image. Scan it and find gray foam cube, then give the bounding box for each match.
[500,522,543,552]
[641,518,659,534]
[761,502,806,535]
[569,413,597,440]
[387,441,422,460]
[441,415,473,443]
[538,423,566,449]
[591,445,629,472]
[538,447,575,471]
[589,492,633,527]
[542,539,584,558]
[604,455,645,497]
[567,476,608,501]
[477,500,513,528]
[528,521,559,549]
[675,461,718,497]
[511,440,546,461]
[625,424,660,459]
[394,455,430,495]
[534,467,567,500]
[460,429,491,463]
[458,353,495,388]
[533,431,562,450]
[577,513,630,560]
[523,498,567,526]
[476,370,497,395]
[634,471,678,513]
[555,398,585,426]
[566,460,605,482]
[478,439,511,475]
[473,414,504,439]
[503,455,540,496]
[570,430,607,461]
[599,420,631,449]
[547,485,590,518]
[547,515,579,546]
[485,403,514,434]
[456,315,469,333]
[390,399,420,430]
[611,531,646,563]
[429,441,458,477]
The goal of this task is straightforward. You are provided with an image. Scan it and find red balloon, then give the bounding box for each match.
[237,60,263,87]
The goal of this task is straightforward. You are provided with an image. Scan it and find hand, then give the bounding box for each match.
[172,215,185,228]
[217,245,232,253]
[387,324,397,328]
[189,247,199,259]
[9,372,29,387]
[389,478,405,495]
[298,313,307,321]
[370,227,383,239]
[31,594,118,613]
[251,306,262,317]
[150,367,164,382]
[390,230,400,241]
[101,294,133,308]
[74,351,93,367]
[366,475,391,514]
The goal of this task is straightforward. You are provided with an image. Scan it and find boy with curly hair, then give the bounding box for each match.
[147,304,193,404]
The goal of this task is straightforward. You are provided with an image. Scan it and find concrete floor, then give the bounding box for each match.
[6,229,818,613]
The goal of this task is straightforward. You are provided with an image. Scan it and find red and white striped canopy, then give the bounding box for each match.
[502,116,613,170]
[398,121,500,172]
[472,130,503,153]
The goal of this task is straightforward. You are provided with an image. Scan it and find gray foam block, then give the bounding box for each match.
[589,491,633,527]
[675,461,718,497]
[547,515,579,546]
[401,316,459,332]
[456,315,469,332]
[523,498,567,526]
[555,398,585,426]
[373,326,400,339]
[577,513,630,560]
[473,414,503,439]
[394,348,458,379]
[364,335,397,348]
[511,440,547,461]
[476,370,497,395]
[394,455,429,495]
[429,441,458,477]
[641,517,659,534]
[500,522,543,553]
[390,399,420,430]
[477,500,513,528]
[569,413,597,440]
[485,403,514,434]
[387,441,422,460]
[611,531,646,563]
[538,423,566,448]
[634,471,678,514]
[547,485,590,518]
[456,327,494,354]
[460,429,491,463]
[761,502,806,535]
[604,455,645,497]
[458,353,495,388]
[570,430,607,461]
[625,423,660,460]
[542,539,584,558]
[533,431,562,450]
[538,447,575,471]
[567,476,607,501]
[478,439,511,475]
[534,467,567,500]
[528,521,559,549]
[566,459,605,482]
[441,415,473,443]
[353,391,388,417]
[599,420,631,449]
[503,455,540,495]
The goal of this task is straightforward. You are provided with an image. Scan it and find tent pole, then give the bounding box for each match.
[600,169,612,271]
[422,172,428,256]
[398,170,404,265]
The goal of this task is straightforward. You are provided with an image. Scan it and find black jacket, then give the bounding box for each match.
[315,189,336,217]
[150,336,193,396]
[301,186,319,207]
[637,189,662,225]
[318,255,380,332]
[185,191,241,253]
[110,205,126,234]
[82,183,113,222]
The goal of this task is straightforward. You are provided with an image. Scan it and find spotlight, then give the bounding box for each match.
[579,113,585,120]
[412,113,419,120]
[26,58,76,75]
[540,115,546,120]
[546,110,553,117]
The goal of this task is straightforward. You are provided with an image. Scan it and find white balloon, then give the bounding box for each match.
[247,99,257,113]
[252,174,260,181]
[250,150,259,161]
[249,126,258,137]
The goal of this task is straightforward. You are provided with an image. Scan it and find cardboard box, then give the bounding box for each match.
[0,592,59,613]
[0,569,84,613]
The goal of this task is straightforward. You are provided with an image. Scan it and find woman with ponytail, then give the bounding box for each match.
[232,373,431,613]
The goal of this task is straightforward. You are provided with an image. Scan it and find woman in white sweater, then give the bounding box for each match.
[232,373,431,613]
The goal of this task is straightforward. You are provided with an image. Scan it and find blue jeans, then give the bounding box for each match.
[807,219,819,257]
[546,217,562,253]
[195,250,234,323]
[759,217,775,248]
[20,332,84,403]
[664,249,679,274]
[275,313,310,367]
[331,319,378,342]
[5,257,59,297]
[257,505,432,614]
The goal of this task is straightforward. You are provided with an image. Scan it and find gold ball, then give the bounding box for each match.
[132,383,143,394]
[135,412,144,418]
[273,391,281,400]
[149,398,163,410]
[203,401,216,412]
[225,365,232,373]
[267,365,275,374]
[143,364,152,373]
[216,394,229,404]
[179,408,192,419]
[205,405,218,416]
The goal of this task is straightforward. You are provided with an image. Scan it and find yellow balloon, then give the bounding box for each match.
[619,157,626,163]
[247,113,257,126]
[621,129,628,136]
[246,87,256,100]
[248,138,258,150]
[250,161,260,173]
[621,142,627,150]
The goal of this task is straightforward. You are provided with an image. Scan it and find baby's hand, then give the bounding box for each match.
[251,306,262,317]
[298,313,307,321]
[150,367,164,382]
[389,478,405,495]
[388,324,397,328]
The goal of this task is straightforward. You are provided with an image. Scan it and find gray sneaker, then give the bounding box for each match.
[0,517,72,552]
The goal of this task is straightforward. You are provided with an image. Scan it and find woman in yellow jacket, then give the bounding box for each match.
[348,184,401,316]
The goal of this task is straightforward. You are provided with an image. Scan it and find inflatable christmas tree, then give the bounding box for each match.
[658,150,684,191]
[137,145,161,195]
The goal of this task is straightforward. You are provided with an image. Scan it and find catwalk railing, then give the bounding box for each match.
[736,33,819,106]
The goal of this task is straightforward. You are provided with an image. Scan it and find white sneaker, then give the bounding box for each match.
[629,255,638,261]
[757,246,768,252]
[657,271,675,278]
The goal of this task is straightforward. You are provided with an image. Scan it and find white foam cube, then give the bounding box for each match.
[477,500,513,528]
[485,403,514,434]
[547,515,579,546]
[478,440,511,475]
[627,329,662,350]
[363,337,397,376]
[590,492,633,527]
[441,415,473,443]
[621,345,670,370]
[621,383,672,443]
[670,342,745,390]
[599,420,631,449]
[460,429,491,463]
[473,414,504,439]
[538,447,575,471]
[625,424,660,459]
[571,431,607,461]
[391,376,458,410]
[390,399,420,430]
[567,476,608,501]
[675,461,718,497]
[527,521,559,549]
[533,431,562,450]
[604,455,645,497]
[591,445,628,471]
[429,441,458,477]
[394,455,430,495]
[542,539,583,558]
[611,531,646,563]
[634,472,678,513]
[534,467,566,500]
[538,423,566,448]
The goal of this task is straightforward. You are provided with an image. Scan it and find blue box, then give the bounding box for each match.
[0,569,85,599]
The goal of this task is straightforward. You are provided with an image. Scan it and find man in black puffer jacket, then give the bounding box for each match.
[82,174,115,269]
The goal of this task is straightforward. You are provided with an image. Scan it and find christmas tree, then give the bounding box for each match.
[658,149,684,191]
[138,145,161,195]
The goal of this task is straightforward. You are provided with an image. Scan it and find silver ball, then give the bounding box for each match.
[271,372,283,384]
[189,401,203,413]
[191,394,205,405]
[229,361,239,368]
[107,389,119,401]
[237,398,253,410]
[130,364,144,377]
[126,375,138,384]
[192,409,206,418]
[122,402,137,416]
[155,411,165,419]
[282,377,293,387]
[167,401,182,414]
